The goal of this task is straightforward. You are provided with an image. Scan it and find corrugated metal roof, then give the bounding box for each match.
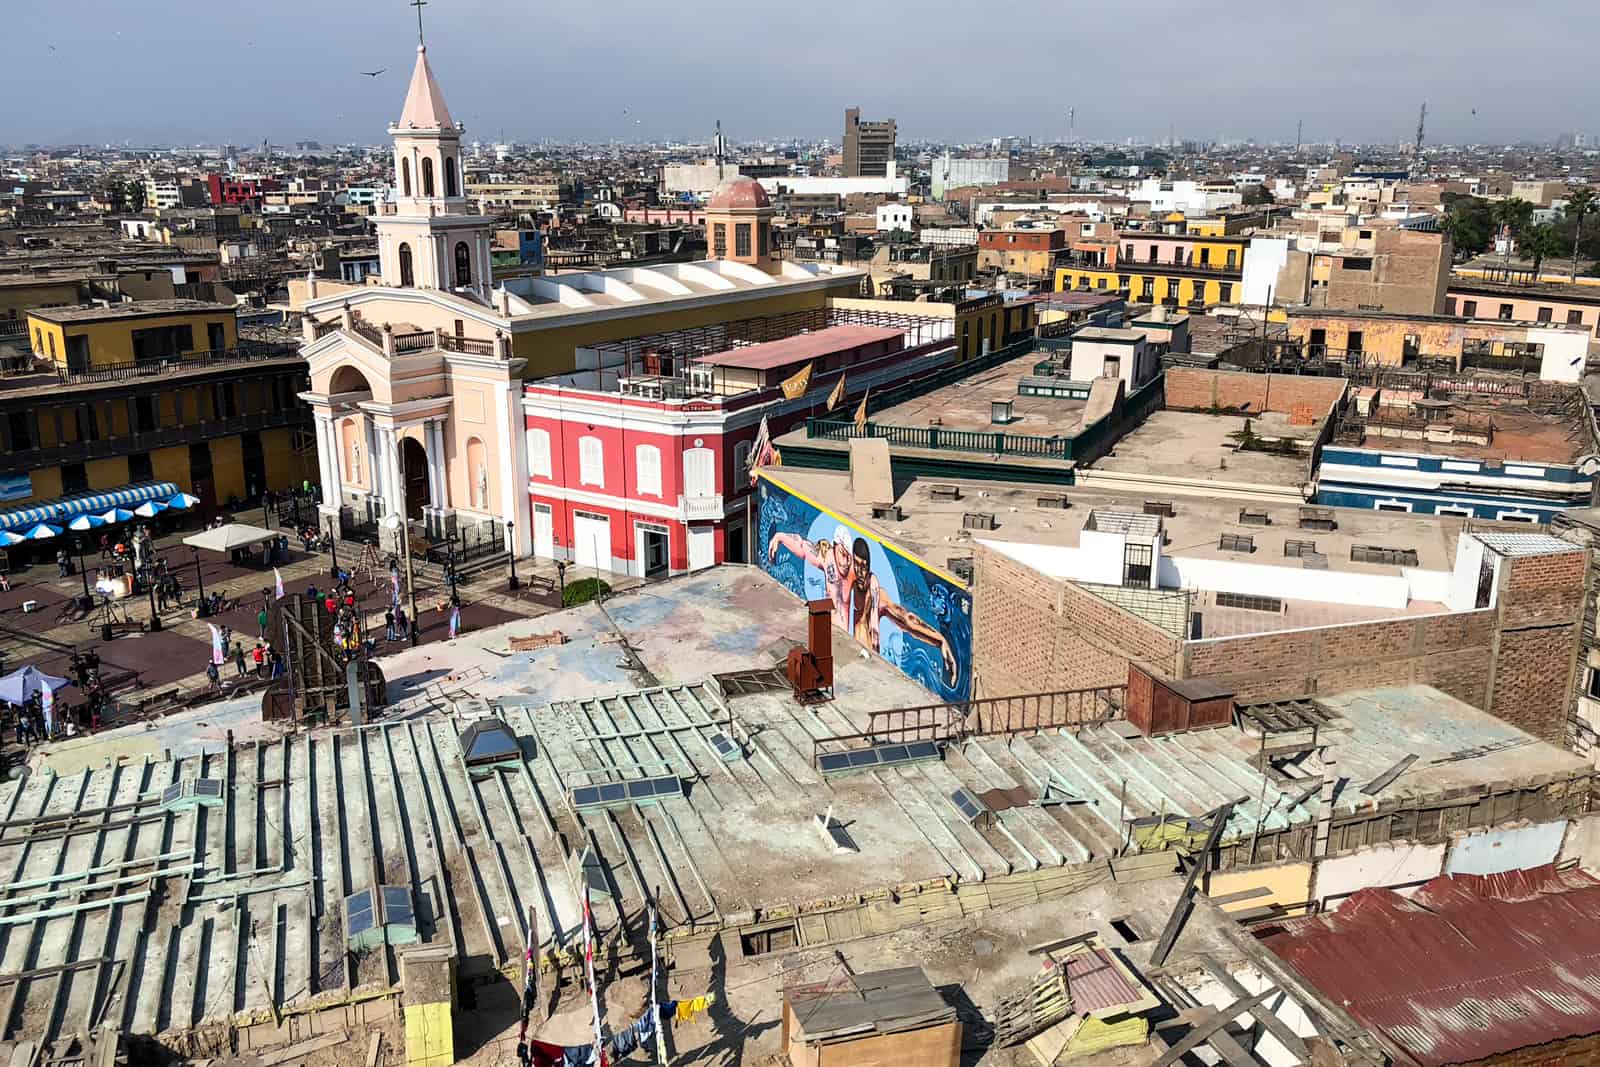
[1263,865,1600,1067]
[785,966,955,1040]
[694,325,903,371]
[1475,532,1580,558]
[1063,947,1152,1016]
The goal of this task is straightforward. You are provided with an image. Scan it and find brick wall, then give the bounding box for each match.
[972,544,1181,697]
[1163,367,1347,416]
[1486,547,1588,746]
[1182,611,1497,705]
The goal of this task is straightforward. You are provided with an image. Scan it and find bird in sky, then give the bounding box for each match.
[360,68,387,78]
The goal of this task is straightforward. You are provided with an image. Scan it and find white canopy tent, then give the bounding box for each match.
[182,524,279,553]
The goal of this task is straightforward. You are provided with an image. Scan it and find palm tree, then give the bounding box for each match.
[1521,223,1564,281]
[1492,197,1534,274]
[1567,187,1596,282]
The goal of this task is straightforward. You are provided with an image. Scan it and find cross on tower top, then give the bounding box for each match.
[411,0,427,47]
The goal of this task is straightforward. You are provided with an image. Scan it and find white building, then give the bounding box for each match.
[1130,179,1242,216]
[759,171,906,199]
[876,203,913,234]
[932,154,1010,199]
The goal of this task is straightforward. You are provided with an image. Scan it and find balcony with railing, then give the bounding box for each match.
[54,342,303,385]
[0,407,310,475]
[684,495,723,520]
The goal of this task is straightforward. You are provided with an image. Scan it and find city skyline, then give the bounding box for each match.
[7,0,1598,147]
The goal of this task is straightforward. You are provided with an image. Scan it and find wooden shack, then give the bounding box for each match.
[781,966,960,1067]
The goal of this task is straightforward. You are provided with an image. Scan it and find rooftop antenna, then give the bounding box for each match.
[410,0,427,47]
[1296,118,1303,152]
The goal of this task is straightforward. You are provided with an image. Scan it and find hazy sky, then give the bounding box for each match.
[7,0,1598,147]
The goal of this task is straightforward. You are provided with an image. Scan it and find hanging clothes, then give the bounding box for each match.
[674,994,713,1024]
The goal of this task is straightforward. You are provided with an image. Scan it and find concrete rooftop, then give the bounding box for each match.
[0,567,1582,1047]
[867,349,1087,434]
[1091,409,1320,489]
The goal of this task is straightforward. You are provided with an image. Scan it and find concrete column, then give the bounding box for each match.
[315,412,342,514]
[382,428,404,518]
[364,420,382,506]
[428,420,449,509]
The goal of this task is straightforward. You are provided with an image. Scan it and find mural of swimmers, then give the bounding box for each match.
[758,474,972,702]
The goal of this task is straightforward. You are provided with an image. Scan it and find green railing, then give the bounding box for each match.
[806,369,1168,464]
[807,417,1071,459]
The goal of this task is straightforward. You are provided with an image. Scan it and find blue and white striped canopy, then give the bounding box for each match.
[0,482,180,533]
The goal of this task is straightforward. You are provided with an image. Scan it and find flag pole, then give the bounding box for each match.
[651,888,669,1064]
[583,890,605,1064]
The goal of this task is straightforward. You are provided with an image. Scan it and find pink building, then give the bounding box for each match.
[523,316,955,577]
[624,206,707,226]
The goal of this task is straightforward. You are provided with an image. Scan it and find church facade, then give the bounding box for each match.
[298,40,866,560]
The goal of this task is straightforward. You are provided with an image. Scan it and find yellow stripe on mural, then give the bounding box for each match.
[757,470,968,587]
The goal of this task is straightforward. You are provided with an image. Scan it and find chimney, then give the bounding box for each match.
[340,301,353,331]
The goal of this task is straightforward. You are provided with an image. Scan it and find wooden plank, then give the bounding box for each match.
[1151,990,1276,1067]
[1195,955,1312,1066]
[365,1032,383,1067]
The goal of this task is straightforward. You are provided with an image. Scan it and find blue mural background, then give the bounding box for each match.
[757,475,972,702]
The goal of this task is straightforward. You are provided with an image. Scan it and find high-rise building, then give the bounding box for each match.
[842,107,896,178]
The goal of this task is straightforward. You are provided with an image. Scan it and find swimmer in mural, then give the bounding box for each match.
[767,525,857,630]
[847,537,958,685]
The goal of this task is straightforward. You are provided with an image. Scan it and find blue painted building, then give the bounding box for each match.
[1316,444,1595,523]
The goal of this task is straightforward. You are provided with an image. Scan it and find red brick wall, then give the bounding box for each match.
[1486,548,1588,745]
[972,545,1181,697]
[1182,611,1497,706]
[1164,367,1347,416]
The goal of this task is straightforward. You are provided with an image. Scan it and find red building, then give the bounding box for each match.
[206,174,278,206]
[523,317,955,578]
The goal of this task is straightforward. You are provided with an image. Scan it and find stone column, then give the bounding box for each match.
[382,428,405,518]
[365,419,384,512]
[315,412,342,516]
[428,420,449,510]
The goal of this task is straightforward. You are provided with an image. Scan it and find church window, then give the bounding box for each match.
[398,243,414,287]
[454,242,472,288]
[444,156,459,197]
[735,223,752,258]
[712,223,727,259]
[422,158,435,197]
[400,158,412,197]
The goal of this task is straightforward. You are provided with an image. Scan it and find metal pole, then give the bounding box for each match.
[146,567,162,632]
[507,520,519,591]
[395,439,420,646]
[192,548,208,616]
[651,889,668,1064]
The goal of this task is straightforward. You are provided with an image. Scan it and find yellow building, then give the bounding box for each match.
[1054,266,1241,308]
[1,301,309,509]
[26,300,236,374]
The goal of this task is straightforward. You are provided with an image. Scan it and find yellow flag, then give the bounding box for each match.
[781,362,815,400]
[826,373,847,412]
[854,387,870,431]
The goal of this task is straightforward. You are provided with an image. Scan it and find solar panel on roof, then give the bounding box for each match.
[572,785,603,809]
[597,783,627,804]
[949,788,989,825]
[654,777,681,796]
[819,739,942,775]
[160,783,182,807]
[193,778,224,798]
[381,886,411,912]
[348,909,376,937]
[625,780,655,801]
[817,753,852,774]
[708,731,742,761]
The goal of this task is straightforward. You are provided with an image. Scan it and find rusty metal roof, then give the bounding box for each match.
[1063,947,1155,1018]
[1262,865,1600,1067]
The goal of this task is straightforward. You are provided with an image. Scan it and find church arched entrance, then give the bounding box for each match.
[402,436,429,522]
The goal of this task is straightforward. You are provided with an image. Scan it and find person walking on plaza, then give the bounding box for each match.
[233,642,247,678]
[257,604,269,641]
[252,643,265,677]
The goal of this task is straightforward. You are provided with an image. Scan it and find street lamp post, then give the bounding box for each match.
[506,521,519,591]
[146,565,163,632]
[192,547,209,617]
[555,560,567,602]
[326,514,340,576]
[74,538,90,601]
